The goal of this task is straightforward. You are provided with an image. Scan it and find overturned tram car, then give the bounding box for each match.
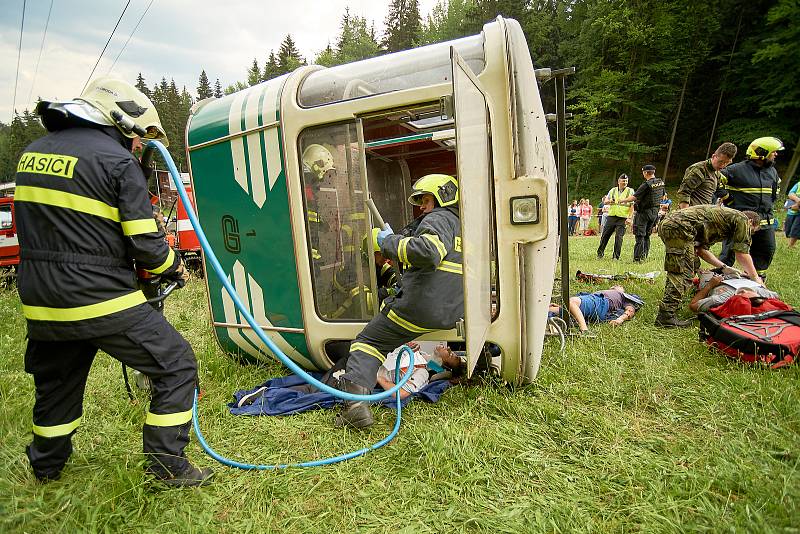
[186,17,558,384]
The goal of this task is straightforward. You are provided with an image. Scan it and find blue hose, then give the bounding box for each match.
[146,141,414,469]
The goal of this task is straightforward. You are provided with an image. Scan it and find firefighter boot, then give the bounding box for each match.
[654,311,692,328]
[334,379,374,429]
[152,462,214,488]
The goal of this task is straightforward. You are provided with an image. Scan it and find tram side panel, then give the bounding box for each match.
[187,78,317,369]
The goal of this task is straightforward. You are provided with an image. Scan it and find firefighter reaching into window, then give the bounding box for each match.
[15,78,212,487]
[335,174,464,429]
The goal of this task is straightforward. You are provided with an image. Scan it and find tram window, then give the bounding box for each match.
[299,123,374,322]
[298,35,485,107]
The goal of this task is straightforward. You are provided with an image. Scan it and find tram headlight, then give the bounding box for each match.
[510,196,539,224]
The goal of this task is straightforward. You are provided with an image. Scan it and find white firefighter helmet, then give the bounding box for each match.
[36,77,168,146]
[302,144,336,181]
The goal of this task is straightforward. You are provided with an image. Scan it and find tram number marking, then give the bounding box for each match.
[222,215,241,254]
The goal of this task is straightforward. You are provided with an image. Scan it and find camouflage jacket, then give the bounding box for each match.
[676,159,720,206]
[661,205,751,254]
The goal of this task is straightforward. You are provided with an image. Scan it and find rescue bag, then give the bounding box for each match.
[698,310,800,369]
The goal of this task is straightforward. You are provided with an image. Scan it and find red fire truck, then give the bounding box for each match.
[0,183,19,282]
[155,170,202,270]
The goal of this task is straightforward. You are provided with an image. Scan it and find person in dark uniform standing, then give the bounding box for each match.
[717,137,784,280]
[616,164,664,262]
[15,78,212,486]
[655,205,762,327]
[336,174,463,429]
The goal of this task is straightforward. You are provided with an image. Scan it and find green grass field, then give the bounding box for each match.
[1,233,799,533]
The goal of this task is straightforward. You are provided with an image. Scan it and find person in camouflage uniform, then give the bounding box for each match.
[676,142,737,209]
[655,206,762,327]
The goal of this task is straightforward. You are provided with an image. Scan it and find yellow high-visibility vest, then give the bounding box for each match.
[607,187,634,218]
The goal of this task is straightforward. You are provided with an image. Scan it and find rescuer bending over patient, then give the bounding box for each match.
[335,174,464,429]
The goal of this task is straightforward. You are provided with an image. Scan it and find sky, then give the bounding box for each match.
[0,0,440,121]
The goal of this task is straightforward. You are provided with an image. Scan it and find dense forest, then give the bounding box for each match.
[1,0,797,198]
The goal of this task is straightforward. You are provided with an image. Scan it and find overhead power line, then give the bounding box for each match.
[81,0,132,93]
[27,0,54,106]
[12,0,27,120]
[108,0,155,73]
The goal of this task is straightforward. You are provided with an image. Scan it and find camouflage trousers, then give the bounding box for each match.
[657,220,695,314]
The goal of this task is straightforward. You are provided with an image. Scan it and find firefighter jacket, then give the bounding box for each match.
[719,160,780,225]
[632,177,665,211]
[379,207,463,332]
[676,159,720,206]
[14,126,181,341]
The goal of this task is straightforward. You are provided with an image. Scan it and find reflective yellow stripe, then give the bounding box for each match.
[22,290,146,321]
[348,212,366,220]
[308,210,320,223]
[380,262,392,275]
[312,248,321,260]
[145,409,192,427]
[726,186,773,194]
[350,342,384,362]
[422,234,447,263]
[387,309,435,333]
[145,248,175,275]
[33,417,81,438]
[398,237,411,265]
[437,260,463,275]
[15,185,120,221]
[121,218,158,235]
[759,218,775,226]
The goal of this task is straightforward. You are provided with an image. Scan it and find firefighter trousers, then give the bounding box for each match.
[720,225,775,277]
[340,310,419,390]
[24,306,197,480]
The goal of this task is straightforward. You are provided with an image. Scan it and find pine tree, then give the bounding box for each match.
[314,43,337,67]
[135,73,150,98]
[247,59,261,86]
[214,78,223,98]
[277,34,305,75]
[421,0,472,44]
[263,51,279,81]
[335,10,381,64]
[197,70,213,100]
[383,0,422,52]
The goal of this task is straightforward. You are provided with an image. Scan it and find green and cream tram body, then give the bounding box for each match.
[186,18,557,384]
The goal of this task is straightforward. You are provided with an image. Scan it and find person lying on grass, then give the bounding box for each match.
[549,285,644,336]
[376,342,464,400]
[689,271,780,314]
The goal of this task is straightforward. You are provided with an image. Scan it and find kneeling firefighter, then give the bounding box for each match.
[15,77,212,486]
[336,174,464,429]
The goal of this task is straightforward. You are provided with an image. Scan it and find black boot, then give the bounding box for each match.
[150,462,214,488]
[334,379,374,429]
[654,311,692,328]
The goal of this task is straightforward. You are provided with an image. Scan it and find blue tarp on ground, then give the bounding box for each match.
[229,373,453,416]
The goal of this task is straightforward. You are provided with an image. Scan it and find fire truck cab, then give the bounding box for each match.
[0,183,19,274]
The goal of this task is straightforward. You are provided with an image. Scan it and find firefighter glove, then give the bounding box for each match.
[376,224,393,247]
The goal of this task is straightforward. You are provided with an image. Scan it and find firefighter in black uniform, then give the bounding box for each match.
[718,136,784,279]
[336,174,463,429]
[617,164,665,262]
[15,78,212,487]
